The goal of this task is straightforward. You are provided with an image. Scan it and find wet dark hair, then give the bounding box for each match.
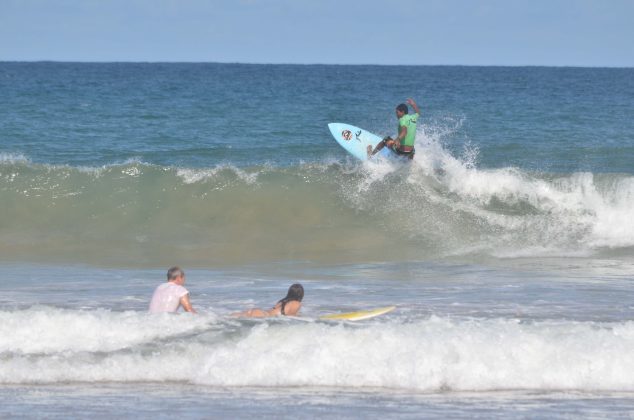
[278,283,304,305]
[396,103,408,114]
[167,266,184,280]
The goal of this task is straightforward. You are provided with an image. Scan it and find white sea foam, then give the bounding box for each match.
[176,164,260,185]
[2,309,634,391]
[0,307,216,354]
[0,155,150,177]
[196,317,634,391]
[75,158,150,176]
[0,153,30,164]
[373,127,634,256]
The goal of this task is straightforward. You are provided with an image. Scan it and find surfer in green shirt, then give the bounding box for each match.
[368,98,419,160]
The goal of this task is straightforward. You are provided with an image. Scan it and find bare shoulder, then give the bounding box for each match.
[283,301,302,316]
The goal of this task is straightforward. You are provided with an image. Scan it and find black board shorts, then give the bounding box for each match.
[391,145,415,157]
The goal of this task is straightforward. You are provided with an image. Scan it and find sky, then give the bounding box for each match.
[1,0,633,66]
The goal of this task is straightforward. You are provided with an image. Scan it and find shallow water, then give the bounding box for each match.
[1,263,634,390]
[1,262,634,417]
[2,385,634,419]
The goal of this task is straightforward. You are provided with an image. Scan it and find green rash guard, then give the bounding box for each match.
[398,112,419,147]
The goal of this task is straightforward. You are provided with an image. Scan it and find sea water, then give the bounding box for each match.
[1,63,634,418]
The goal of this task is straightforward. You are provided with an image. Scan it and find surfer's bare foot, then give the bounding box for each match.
[367,145,373,159]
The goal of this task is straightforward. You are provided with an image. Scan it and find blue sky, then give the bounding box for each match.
[1,0,633,66]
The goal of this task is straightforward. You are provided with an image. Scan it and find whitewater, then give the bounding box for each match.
[3,307,634,392]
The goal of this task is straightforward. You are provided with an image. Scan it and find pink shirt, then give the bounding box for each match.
[148,282,189,313]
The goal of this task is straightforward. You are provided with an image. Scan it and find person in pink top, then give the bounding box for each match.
[148,266,196,313]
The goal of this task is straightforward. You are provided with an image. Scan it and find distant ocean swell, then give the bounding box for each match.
[2,307,634,391]
[1,145,633,266]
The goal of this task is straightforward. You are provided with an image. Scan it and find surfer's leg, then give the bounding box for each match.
[248,309,268,317]
[370,137,393,157]
[231,308,270,318]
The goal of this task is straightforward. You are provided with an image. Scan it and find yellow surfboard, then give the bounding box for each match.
[319,306,396,321]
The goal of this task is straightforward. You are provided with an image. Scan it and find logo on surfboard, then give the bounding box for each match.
[341,130,353,141]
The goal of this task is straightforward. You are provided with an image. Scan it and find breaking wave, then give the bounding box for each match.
[2,307,634,391]
[1,136,633,266]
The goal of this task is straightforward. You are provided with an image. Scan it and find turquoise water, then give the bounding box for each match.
[1,63,634,418]
[2,63,633,171]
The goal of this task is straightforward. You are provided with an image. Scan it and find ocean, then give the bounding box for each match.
[1,62,633,418]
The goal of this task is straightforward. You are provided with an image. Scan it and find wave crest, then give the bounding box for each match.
[1,144,633,265]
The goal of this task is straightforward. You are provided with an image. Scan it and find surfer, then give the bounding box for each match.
[148,266,197,313]
[233,283,304,318]
[368,98,419,160]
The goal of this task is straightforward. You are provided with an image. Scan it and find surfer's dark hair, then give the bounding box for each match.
[278,283,304,304]
[396,103,408,114]
[167,266,184,280]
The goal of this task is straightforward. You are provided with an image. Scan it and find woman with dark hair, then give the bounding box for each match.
[233,284,304,317]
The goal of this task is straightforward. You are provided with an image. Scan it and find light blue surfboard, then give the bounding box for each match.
[328,123,391,161]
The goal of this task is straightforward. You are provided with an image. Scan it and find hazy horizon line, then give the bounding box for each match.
[1,60,633,69]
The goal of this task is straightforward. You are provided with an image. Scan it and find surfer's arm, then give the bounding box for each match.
[394,126,407,147]
[407,98,420,115]
[179,293,196,313]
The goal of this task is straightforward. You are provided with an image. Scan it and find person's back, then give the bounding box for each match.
[148,266,196,313]
[149,282,188,313]
[232,283,304,318]
[398,111,418,148]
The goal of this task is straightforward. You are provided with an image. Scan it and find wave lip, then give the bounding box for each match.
[176,164,262,185]
[0,153,29,164]
[2,309,634,392]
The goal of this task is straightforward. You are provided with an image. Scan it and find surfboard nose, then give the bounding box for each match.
[327,122,343,137]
